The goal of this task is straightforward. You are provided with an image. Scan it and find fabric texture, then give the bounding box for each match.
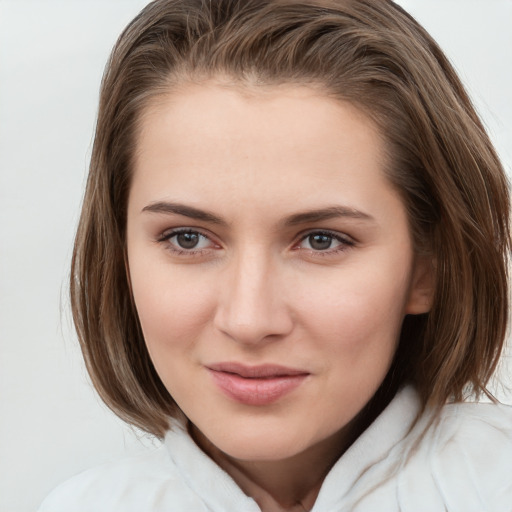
[38,386,512,512]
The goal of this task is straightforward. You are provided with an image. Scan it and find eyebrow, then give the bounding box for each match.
[142,201,227,226]
[283,206,375,226]
[142,201,374,226]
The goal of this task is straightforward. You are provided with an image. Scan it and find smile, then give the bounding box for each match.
[207,363,310,406]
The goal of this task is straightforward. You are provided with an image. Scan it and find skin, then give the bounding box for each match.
[126,82,432,511]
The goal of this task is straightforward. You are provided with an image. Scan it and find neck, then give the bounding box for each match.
[190,412,368,512]
[188,386,396,511]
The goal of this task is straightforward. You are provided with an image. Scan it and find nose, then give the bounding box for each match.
[213,246,294,345]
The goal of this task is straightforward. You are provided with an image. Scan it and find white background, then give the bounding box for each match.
[0,1,511,511]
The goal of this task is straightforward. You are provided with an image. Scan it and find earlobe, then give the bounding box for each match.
[405,255,435,315]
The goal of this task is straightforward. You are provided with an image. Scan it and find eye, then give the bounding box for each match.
[172,231,208,250]
[158,228,216,253]
[296,231,354,253]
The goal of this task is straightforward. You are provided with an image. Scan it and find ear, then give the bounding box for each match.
[405,255,435,315]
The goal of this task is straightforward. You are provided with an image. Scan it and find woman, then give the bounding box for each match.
[40,0,512,510]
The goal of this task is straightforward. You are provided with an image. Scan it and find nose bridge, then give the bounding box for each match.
[214,243,292,344]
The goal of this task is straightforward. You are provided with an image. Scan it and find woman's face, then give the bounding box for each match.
[126,83,431,461]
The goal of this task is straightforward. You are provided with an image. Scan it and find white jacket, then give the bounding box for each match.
[38,386,512,512]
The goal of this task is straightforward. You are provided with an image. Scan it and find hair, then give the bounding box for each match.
[71,0,510,438]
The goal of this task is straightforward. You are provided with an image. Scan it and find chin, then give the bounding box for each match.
[219,435,306,462]
[190,418,287,459]
[198,418,327,463]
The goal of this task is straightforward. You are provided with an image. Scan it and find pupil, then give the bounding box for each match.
[310,234,332,250]
[177,232,199,249]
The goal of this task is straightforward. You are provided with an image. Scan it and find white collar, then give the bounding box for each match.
[163,386,421,511]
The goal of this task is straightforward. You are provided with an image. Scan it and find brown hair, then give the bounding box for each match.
[71,0,510,438]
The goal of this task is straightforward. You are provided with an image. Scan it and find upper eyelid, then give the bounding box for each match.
[158,226,214,241]
[296,228,355,243]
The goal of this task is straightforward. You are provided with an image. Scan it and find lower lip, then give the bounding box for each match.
[208,370,308,406]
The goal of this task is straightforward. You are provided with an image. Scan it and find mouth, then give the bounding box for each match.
[206,362,310,405]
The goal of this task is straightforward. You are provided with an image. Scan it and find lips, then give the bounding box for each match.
[207,362,309,405]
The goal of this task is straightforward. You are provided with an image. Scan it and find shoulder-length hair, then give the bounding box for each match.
[71,0,510,438]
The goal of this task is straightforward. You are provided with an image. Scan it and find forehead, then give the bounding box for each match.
[136,81,383,149]
[135,80,385,153]
[130,82,399,223]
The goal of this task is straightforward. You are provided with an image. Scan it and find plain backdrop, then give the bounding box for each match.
[0,1,511,511]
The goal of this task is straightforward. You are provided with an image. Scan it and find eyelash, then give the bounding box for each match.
[294,230,355,256]
[156,228,355,258]
[157,228,216,257]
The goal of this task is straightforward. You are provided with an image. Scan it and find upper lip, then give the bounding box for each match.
[207,362,309,378]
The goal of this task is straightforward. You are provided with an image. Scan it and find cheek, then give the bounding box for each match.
[129,258,217,359]
[294,259,412,356]
[293,267,411,417]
